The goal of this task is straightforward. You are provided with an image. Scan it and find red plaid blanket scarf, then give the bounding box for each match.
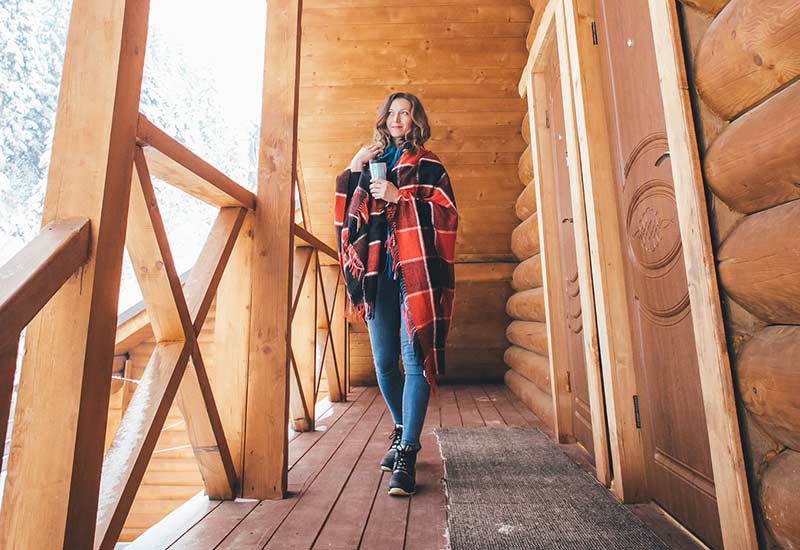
[334,148,458,388]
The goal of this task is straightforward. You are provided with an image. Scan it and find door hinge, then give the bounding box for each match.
[633,395,641,429]
[566,371,572,393]
[591,21,598,45]
[545,110,550,128]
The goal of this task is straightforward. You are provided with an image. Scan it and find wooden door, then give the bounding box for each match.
[592,1,722,546]
[543,40,594,459]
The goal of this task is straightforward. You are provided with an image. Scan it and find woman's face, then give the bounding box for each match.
[387,98,413,142]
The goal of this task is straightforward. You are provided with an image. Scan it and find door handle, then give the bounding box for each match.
[561,217,574,223]
[655,151,670,167]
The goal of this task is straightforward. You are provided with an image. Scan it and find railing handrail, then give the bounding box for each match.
[293,223,338,260]
[0,217,91,341]
[136,113,257,210]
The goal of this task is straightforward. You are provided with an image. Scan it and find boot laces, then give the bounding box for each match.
[388,427,402,450]
[395,446,412,473]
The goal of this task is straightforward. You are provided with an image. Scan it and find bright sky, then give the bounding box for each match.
[148,0,266,127]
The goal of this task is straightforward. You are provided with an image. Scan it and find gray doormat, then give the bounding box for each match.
[435,427,670,550]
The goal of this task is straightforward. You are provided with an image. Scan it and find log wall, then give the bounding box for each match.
[300,0,533,384]
[680,1,800,547]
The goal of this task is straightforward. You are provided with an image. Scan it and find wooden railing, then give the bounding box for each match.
[290,226,348,432]
[0,112,344,548]
[0,217,92,465]
[93,115,252,547]
[0,2,312,547]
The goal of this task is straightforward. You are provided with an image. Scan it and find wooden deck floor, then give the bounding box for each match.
[126,384,705,550]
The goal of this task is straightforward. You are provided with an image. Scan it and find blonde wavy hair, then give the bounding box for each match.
[373,92,431,153]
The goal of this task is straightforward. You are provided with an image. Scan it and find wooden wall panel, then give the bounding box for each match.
[298,1,532,382]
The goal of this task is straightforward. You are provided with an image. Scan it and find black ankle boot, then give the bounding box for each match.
[380,426,403,472]
[388,444,419,496]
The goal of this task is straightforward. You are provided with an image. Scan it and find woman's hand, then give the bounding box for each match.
[349,144,383,172]
[369,177,400,203]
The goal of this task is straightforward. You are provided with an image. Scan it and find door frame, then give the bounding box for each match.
[557,0,757,546]
[518,0,611,487]
[644,2,756,548]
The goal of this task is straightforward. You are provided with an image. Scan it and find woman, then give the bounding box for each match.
[334,92,458,496]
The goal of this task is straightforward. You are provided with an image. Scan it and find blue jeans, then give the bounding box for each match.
[366,271,430,449]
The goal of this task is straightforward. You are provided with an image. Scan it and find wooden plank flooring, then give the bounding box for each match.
[127,383,704,550]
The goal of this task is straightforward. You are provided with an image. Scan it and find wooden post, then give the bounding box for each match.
[0,0,149,547]
[0,338,18,467]
[213,211,254,488]
[290,247,317,431]
[647,1,757,546]
[242,0,303,499]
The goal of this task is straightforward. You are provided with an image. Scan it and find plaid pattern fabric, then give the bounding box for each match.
[334,148,458,387]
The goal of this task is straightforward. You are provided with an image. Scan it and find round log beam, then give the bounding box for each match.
[679,0,730,15]
[695,0,800,119]
[505,369,553,427]
[504,345,550,394]
[515,180,538,221]
[511,213,540,260]
[506,287,546,322]
[737,325,800,450]
[705,81,800,214]
[519,145,533,185]
[759,450,800,548]
[506,320,548,356]
[521,112,531,145]
[718,200,800,324]
[511,255,543,291]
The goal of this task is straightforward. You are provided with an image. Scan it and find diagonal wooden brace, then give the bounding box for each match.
[94,149,244,549]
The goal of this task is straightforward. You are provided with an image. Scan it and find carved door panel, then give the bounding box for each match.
[543,40,594,459]
[593,1,722,546]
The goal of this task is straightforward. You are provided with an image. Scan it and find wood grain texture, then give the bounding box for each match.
[504,345,550,393]
[718,200,800,324]
[518,144,534,184]
[290,248,316,431]
[506,320,549,356]
[521,111,531,144]
[695,0,800,119]
[553,0,609,481]
[0,0,149,547]
[137,115,256,210]
[510,212,540,260]
[506,287,546,322]
[505,369,553,427]
[511,254,543,291]
[297,2,530,259]
[648,1,757,546]
[758,450,800,549]
[515,179,538,220]
[213,212,254,489]
[0,218,90,336]
[704,80,800,214]
[561,0,647,503]
[243,0,303,500]
[736,325,800,451]
[679,0,730,15]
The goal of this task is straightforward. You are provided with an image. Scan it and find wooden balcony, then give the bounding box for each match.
[4,0,799,547]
